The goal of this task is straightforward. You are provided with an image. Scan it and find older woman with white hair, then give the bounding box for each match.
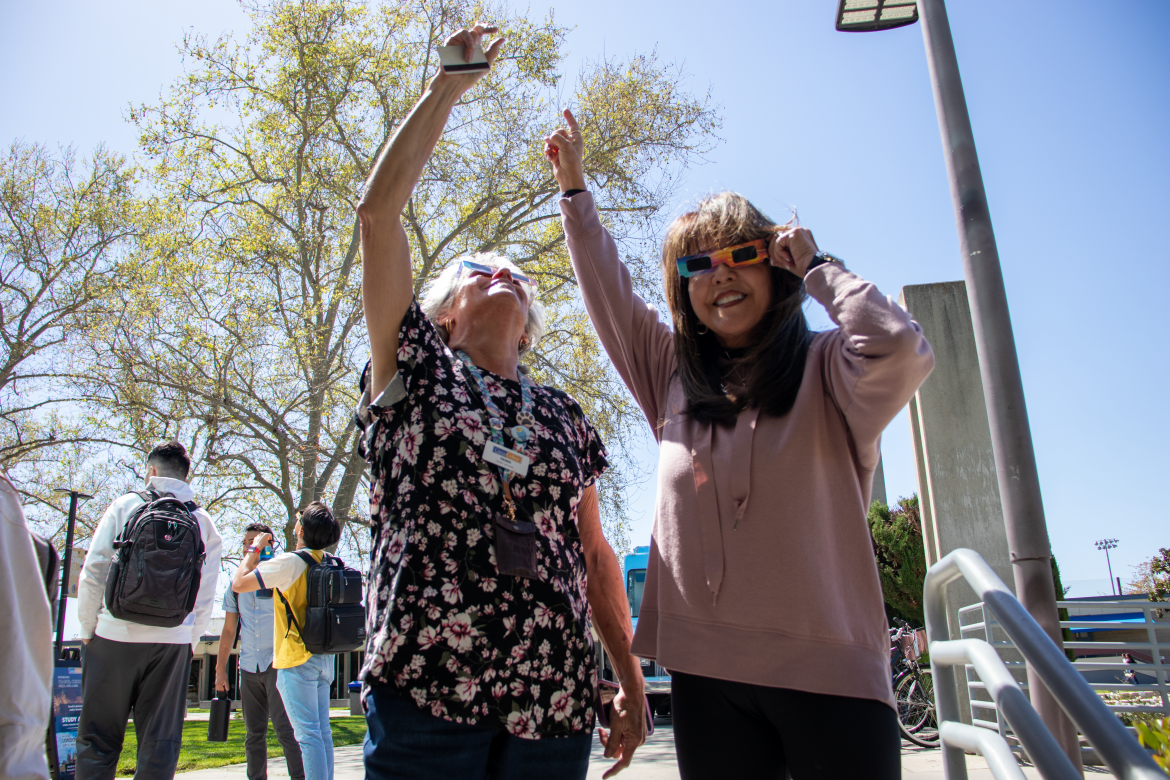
[353,24,646,780]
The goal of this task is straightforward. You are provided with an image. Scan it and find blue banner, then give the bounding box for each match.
[50,662,83,780]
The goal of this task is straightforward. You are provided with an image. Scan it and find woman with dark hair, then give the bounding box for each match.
[545,111,935,779]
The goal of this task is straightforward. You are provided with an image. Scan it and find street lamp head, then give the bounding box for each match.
[835,0,919,32]
[1094,538,1118,551]
[52,488,95,501]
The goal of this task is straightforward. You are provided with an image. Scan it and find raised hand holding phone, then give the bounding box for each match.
[435,24,504,92]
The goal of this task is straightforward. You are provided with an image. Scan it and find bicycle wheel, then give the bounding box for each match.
[895,669,940,747]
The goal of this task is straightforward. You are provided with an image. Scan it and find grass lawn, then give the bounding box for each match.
[115,716,368,776]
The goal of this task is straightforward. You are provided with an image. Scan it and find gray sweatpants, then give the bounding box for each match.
[76,636,191,780]
[241,664,305,780]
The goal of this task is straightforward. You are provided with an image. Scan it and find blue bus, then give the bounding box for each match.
[597,544,672,719]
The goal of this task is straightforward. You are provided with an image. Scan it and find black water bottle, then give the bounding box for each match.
[207,695,231,742]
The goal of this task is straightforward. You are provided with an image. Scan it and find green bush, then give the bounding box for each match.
[868,495,927,626]
[1134,716,1170,773]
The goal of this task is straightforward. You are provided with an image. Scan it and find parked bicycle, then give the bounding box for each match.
[890,617,940,747]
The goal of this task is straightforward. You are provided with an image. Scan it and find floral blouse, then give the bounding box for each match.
[355,300,608,738]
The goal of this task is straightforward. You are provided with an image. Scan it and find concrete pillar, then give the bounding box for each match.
[901,281,1018,725]
[872,452,888,508]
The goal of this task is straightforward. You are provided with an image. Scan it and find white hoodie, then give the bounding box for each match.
[77,476,222,651]
[0,474,52,780]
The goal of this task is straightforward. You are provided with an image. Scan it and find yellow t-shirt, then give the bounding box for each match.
[256,549,324,669]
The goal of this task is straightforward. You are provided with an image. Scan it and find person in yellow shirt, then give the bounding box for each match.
[234,503,341,780]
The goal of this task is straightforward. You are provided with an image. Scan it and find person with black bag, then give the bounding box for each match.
[214,523,304,780]
[232,502,356,780]
[74,441,223,780]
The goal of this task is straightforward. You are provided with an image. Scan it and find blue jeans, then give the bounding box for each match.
[276,655,335,780]
[363,683,592,780]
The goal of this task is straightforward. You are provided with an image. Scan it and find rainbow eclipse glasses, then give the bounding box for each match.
[676,239,770,278]
[461,259,537,293]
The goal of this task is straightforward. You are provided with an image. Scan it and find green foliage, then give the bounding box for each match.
[0,141,137,545]
[1050,554,1077,662]
[868,495,927,626]
[1134,716,1170,773]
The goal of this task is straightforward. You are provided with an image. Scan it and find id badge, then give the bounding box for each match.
[482,441,530,478]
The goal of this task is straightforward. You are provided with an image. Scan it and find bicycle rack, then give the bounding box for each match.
[924,548,1165,780]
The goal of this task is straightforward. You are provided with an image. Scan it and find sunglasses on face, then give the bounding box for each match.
[676,239,770,278]
[461,260,537,293]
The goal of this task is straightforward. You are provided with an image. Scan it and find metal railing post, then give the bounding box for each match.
[931,639,1079,780]
[925,559,970,780]
[924,549,1166,780]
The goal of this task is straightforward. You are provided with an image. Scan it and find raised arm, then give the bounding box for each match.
[768,230,934,456]
[546,111,676,432]
[357,25,504,400]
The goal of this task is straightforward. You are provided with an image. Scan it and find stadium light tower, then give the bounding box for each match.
[835,0,1082,770]
[1095,539,1119,595]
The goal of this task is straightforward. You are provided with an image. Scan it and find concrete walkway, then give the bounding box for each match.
[174,725,1120,779]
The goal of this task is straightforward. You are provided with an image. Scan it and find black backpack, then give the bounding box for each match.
[103,489,206,627]
[276,550,366,654]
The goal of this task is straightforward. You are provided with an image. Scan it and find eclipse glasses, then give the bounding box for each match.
[676,239,770,278]
[462,259,537,293]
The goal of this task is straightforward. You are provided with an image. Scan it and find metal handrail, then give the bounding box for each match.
[930,638,1078,780]
[924,548,1166,780]
[940,722,1028,780]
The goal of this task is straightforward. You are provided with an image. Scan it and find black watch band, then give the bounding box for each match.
[806,251,845,273]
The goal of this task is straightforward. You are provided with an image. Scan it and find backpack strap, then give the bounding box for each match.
[275,551,321,639]
[275,589,302,639]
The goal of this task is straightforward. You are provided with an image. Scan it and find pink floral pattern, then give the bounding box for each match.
[355,300,608,738]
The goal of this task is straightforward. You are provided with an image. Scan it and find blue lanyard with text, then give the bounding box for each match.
[455,351,537,489]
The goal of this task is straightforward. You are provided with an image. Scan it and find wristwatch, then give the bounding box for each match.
[806,251,845,273]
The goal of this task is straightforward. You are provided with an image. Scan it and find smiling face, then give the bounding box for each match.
[686,254,774,349]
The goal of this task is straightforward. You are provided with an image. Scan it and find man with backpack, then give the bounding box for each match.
[215,522,305,780]
[232,501,362,780]
[75,441,223,780]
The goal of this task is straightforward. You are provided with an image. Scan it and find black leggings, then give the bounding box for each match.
[671,671,901,780]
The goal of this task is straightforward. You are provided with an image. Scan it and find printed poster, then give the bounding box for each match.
[50,663,83,780]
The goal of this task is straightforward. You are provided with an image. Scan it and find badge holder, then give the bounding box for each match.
[494,482,538,579]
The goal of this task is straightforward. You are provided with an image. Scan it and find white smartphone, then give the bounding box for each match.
[438,43,490,73]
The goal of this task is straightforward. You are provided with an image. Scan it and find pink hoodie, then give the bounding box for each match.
[560,192,934,708]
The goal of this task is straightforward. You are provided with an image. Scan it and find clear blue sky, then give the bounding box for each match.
[4,0,1167,590]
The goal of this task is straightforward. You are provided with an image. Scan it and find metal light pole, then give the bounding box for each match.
[836,0,1083,770]
[52,488,93,659]
[1095,539,1118,595]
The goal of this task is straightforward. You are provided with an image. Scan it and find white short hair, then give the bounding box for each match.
[420,252,545,357]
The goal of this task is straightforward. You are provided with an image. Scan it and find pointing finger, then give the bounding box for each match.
[563,108,579,135]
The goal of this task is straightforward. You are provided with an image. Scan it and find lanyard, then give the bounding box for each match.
[454,351,537,506]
